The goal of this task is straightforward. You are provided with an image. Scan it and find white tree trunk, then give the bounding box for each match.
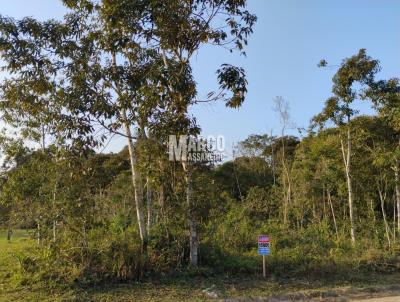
[395,163,400,234]
[340,128,356,244]
[37,221,41,245]
[146,176,152,238]
[111,52,147,247]
[327,189,339,241]
[378,185,391,247]
[158,184,165,223]
[53,220,56,242]
[52,184,57,242]
[281,136,291,226]
[182,161,198,267]
[123,118,147,246]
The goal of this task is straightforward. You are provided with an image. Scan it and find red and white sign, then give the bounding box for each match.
[258,235,270,243]
[258,235,270,255]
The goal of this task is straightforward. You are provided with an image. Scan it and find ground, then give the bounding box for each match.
[1,230,400,302]
[354,299,400,302]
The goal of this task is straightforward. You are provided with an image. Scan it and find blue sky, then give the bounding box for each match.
[1,1,399,155]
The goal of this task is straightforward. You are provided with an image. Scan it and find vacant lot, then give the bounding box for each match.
[0,230,399,302]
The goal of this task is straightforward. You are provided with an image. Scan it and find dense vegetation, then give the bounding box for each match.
[0,0,399,292]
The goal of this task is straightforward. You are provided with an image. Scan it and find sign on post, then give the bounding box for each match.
[258,235,270,255]
[258,235,270,278]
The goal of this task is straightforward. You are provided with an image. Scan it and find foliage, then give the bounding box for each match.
[0,0,399,294]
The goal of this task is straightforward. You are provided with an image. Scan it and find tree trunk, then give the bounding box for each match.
[7,227,12,242]
[160,50,198,265]
[37,221,41,245]
[322,185,327,221]
[123,117,147,248]
[157,183,165,224]
[327,188,339,241]
[111,52,146,248]
[369,198,378,238]
[270,130,276,186]
[182,161,198,267]
[378,185,391,247]
[393,194,397,243]
[281,136,291,226]
[395,162,400,235]
[53,220,56,242]
[52,185,57,242]
[232,149,243,200]
[340,128,356,244]
[146,176,152,238]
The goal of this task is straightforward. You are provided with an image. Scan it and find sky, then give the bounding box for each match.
[1,0,399,156]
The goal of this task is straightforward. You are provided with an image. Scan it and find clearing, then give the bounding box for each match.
[1,230,400,302]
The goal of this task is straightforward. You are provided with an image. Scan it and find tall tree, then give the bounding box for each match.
[141,0,256,266]
[367,78,400,236]
[0,0,256,266]
[273,96,293,226]
[312,49,380,244]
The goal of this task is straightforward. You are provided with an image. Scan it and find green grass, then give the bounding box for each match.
[0,229,32,284]
[1,230,400,301]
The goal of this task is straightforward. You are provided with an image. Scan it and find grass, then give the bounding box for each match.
[1,230,400,301]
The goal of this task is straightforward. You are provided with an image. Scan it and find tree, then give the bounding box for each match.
[273,97,295,226]
[312,49,380,244]
[367,77,400,237]
[0,0,256,266]
[137,0,256,266]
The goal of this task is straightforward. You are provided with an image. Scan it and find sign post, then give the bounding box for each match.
[258,235,270,278]
[262,253,266,278]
